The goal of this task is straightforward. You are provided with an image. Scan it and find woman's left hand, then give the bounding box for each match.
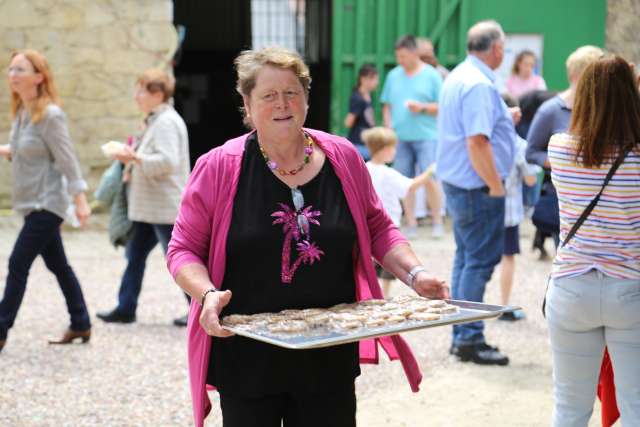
[413,272,449,299]
[113,145,139,164]
[74,193,91,227]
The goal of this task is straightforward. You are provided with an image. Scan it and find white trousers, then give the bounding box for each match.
[546,269,640,427]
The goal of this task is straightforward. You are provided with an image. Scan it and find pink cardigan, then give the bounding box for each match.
[167,129,423,426]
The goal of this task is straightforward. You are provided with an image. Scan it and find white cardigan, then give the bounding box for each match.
[128,104,190,225]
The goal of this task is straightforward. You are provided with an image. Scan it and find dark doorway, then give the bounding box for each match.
[173,1,251,166]
[173,0,332,167]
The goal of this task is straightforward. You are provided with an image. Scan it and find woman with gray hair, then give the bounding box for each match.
[167,46,448,427]
[97,68,191,327]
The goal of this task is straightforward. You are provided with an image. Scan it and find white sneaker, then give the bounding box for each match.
[403,225,419,240]
[431,223,445,238]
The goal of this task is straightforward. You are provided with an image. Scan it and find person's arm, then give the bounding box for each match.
[407,164,435,192]
[523,173,537,187]
[459,83,505,195]
[166,151,235,337]
[344,113,356,129]
[174,263,233,337]
[525,105,553,168]
[345,93,364,129]
[406,101,438,115]
[41,108,91,225]
[381,243,449,299]
[382,103,392,128]
[467,134,505,196]
[135,116,182,177]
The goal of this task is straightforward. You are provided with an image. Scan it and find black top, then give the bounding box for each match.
[346,90,375,146]
[208,134,360,397]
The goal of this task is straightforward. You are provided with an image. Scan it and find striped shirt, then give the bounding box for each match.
[549,133,640,279]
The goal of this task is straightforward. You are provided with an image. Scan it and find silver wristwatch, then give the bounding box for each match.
[406,266,427,290]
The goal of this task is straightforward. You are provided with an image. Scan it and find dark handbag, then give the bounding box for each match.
[542,147,631,316]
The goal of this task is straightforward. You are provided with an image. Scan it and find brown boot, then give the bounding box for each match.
[0,339,5,353]
[48,328,91,345]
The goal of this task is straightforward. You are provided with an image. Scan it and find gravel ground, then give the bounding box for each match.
[0,214,609,426]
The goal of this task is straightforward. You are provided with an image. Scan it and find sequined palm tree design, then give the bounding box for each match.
[271,202,324,283]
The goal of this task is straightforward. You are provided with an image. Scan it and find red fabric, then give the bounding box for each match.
[598,348,619,427]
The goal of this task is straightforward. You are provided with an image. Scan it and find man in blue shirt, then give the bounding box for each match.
[381,35,444,238]
[436,20,516,365]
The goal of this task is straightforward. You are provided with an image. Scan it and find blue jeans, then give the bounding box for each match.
[546,270,640,426]
[354,144,371,162]
[393,139,437,178]
[0,210,91,339]
[443,182,505,346]
[116,221,182,315]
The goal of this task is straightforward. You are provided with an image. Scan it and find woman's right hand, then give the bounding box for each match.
[0,144,11,161]
[199,289,235,338]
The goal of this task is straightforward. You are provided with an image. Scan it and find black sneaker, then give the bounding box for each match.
[451,343,509,366]
[96,308,136,324]
[499,310,526,321]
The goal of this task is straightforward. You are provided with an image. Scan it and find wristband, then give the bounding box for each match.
[201,287,217,305]
[406,266,426,290]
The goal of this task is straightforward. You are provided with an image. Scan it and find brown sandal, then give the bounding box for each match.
[48,328,91,345]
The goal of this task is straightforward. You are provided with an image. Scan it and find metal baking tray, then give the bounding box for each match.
[223,299,519,350]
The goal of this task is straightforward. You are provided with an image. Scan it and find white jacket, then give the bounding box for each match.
[128,104,190,225]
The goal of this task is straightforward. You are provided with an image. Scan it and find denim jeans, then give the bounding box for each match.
[546,270,640,427]
[354,144,371,162]
[0,210,91,339]
[116,221,185,315]
[393,139,437,178]
[443,182,505,346]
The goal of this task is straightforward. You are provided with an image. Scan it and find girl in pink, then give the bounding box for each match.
[506,50,547,98]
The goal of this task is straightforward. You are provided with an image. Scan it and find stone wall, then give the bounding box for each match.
[606,0,640,65]
[0,0,177,208]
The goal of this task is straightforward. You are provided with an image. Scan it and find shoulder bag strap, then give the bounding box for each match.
[542,146,631,318]
[559,146,632,248]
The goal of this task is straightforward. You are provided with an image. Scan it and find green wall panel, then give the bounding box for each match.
[330,0,606,134]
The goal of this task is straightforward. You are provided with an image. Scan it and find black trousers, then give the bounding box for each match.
[0,210,91,339]
[219,383,357,427]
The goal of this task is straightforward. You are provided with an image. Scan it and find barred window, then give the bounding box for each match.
[251,0,306,56]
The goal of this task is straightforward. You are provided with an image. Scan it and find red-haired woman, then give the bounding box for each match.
[546,55,640,425]
[0,50,92,353]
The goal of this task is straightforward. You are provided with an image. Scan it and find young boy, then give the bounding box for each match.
[362,127,434,294]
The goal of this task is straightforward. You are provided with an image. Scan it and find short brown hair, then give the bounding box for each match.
[361,127,398,156]
[570,54,640,167]
[137,69,175,102]
[234,46,311,98]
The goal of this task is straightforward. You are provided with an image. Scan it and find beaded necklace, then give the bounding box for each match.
[259,134,314,176]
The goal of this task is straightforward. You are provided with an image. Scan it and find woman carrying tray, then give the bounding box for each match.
[167,46,448,427]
